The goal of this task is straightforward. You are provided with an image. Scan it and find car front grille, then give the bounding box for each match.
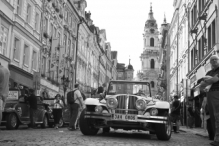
[115,95,138,114]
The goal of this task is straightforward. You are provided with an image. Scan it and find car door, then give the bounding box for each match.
[16,97,30,122]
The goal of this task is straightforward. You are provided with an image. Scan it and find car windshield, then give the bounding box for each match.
[107,81,151,96]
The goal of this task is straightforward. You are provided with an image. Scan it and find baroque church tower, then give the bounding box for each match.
[139,4,160,96]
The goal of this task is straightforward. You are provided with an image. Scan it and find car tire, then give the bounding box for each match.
[59,118,64,127]
[103,127,110,133]
[79,109,99,135]
[6,113,19,130]
[41,115,48,128]
[155,114,172,141]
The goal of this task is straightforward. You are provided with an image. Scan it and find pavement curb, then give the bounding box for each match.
[179,128,208,138]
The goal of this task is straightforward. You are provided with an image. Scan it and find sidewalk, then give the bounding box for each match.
[179,126,208,138]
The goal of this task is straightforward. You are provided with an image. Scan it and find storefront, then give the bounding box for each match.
[9,64,33,90]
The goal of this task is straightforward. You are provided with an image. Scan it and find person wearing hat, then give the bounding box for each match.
[53,94,64,129]
[171,95,181,133]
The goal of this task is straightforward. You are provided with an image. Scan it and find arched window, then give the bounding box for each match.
[150,38,154,46]
[150,59,155,69]
[151,81,155,88]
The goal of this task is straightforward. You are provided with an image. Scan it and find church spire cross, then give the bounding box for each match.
[163,13,167,23]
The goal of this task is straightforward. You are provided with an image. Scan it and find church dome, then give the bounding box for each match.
[128,64,133,70]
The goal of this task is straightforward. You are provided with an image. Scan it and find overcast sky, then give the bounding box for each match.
[86,0,174,76]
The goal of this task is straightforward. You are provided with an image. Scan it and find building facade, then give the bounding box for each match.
[0,0,117,100]
[139,5,160,96]
[168,0,189,102]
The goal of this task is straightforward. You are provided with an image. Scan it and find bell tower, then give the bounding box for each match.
[139,3,160,96]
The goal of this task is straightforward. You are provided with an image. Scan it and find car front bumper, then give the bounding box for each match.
[84,112,168,124]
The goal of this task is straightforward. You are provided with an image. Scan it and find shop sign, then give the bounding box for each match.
[190,75,196,84]
[8,90,19,100]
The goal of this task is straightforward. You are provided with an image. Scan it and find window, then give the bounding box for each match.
[41,56,46,75]
[54,27,57,38]
[26,4,32,24]
[150,38,154,46]
[150,59,155,69]
[191,48,194,69]
[13,38,20,61]
[212,20,216,46]
[50,23,53,37]
[23,44,29,66]
[151,81,154,88]
[32,51,37,70]
[208,24,212,51]
[0,25,9,56]
[58,32,61,44]
[63,35,67,52]
[35,13,39,31]
[44,17,48,32]
[17,0,22,15]
[68,39,71,55]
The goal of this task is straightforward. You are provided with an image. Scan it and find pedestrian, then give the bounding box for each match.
[53,94,64,129]
[198,78,214,140]
[199,55,219,146]
[27,89,38,128]
[0,63,10,127]
[67,84,85,131]
[171,95,181,133]
[94,86,105,100]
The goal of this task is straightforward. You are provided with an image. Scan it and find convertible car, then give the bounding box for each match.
[79,80,172,141]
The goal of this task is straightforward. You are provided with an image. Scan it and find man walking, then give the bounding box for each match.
[67,84,85,130]
[171,95,181,133]
[200,55,219,146]
[0,63,10,126]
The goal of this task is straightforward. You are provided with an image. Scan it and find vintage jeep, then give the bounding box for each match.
[1,94,50,130]
[79,80,172,141]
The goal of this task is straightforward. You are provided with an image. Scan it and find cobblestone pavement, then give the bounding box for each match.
[0,126,212,146]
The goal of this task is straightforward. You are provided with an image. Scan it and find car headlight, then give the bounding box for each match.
[106,98,118,109]
[150,108,158,116]
[135,99,146,111]
[95,105,103,113]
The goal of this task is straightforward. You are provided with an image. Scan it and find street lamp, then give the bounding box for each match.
[61,75,69,105]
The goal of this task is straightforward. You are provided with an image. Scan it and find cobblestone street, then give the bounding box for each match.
[0,127,211,146]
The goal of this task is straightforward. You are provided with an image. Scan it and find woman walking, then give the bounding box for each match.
[53,94,64,129]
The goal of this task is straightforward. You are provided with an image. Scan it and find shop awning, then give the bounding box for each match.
[9,64,33,88]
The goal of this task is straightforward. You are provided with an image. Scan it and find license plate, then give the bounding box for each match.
[113,114,136,121]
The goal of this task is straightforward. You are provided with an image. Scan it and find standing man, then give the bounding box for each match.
[200,55,219,146]
[171,95,181,133]
[27,89,38,128]
[0,63,10,126]
[67,84,85,130]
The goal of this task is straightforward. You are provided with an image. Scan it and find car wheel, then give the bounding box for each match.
[41,115,48,128]
[103,127,110,133]
[6,113,19,130]
[59,118,64,127]
[155,114,172,141]
[79,109,99,135]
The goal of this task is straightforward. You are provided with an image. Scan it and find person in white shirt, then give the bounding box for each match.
[0,63,10,126]
[68,84,85,131]
[53,94,64,129]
